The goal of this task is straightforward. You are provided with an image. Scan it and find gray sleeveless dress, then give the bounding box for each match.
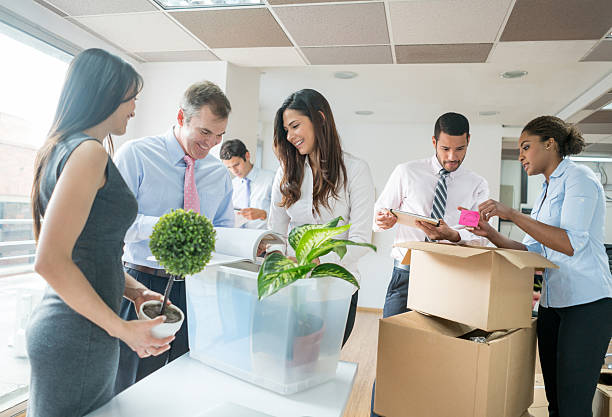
[26,133,138,417]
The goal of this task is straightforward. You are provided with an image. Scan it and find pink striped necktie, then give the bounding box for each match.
[183,155,200,214]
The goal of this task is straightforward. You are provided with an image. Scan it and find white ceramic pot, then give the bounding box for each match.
[138,300,184,339]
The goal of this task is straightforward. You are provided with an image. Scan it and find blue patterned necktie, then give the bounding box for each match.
[426,168,450,242]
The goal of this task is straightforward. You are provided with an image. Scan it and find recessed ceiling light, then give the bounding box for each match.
[355,110,373,116]
[500,70,528,79]
[479,111,499,116]
[334,71,358,80]
[153,0,263,9]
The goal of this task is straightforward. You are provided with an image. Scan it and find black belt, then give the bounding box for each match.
[393,259,410,271]
[123,262,172,279]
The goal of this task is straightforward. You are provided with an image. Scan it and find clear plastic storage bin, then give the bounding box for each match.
[185,261,354,395]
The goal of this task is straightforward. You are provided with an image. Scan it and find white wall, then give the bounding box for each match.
[261,120,503,309]
[120,61,229,147]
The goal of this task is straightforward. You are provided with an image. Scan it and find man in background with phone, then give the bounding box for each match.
[220,139,275,229]
[369,112,490,416]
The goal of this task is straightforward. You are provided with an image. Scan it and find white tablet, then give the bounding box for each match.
[389,209,440,228]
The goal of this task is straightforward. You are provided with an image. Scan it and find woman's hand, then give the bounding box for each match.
[132,289,169,316]
[478,199,515,221]
[113,318,175,358]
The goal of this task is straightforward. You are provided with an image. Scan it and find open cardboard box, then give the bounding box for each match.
[374,311,537,417]
[593,369,612,417]
[396,242,558,331]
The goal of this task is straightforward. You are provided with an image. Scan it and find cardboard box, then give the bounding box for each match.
[593,369,612,417]
[396,242,557,331]
[374,311,537,417]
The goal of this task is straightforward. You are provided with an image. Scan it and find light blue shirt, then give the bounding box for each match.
[522,159,612,307]
[115,127,234,269]
[231,166,274,229]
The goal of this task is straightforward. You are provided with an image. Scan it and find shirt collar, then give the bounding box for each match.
[550,158,571,179]
[164,126,189,166]
[245,165,259,182]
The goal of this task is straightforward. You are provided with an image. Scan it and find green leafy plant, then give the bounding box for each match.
[149,209,216,315]
[257,216,376,299]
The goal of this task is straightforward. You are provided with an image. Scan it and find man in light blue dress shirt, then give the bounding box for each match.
[113,81,234,394]
[220,139,274,229]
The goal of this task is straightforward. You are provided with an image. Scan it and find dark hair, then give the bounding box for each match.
[273,89,347,215]
[434,112,470,140]
[522,116,585,157]
[31,48,143,240]
[181,80,231,121]
[220,139,248,161]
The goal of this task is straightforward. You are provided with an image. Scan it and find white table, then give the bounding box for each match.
[87,354,357,417]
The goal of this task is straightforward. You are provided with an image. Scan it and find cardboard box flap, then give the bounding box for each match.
[384,311,474,338]
[494,249,558,270]
[395,241,492,265]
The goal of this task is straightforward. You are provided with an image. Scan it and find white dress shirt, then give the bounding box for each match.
[268,152,375,282]
[374,156,490,261]
[232,166,275,229]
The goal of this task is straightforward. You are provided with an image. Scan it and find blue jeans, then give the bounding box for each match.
[371,266,411,417]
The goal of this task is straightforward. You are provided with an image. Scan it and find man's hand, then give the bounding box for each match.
[415,219,461,242]
[238,208,267,221]
[375,209,397,230]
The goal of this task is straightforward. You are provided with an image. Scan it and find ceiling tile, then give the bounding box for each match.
[488,41,598,64]
[395,43,492,64]
[302,45,392,64]
[135,50,218,62]
[74,13,204,52]
[579,110,612,124]
[269,0,355,4]
[582,40,612,62]
[585,93,612,110]
[500,0,612,41]
[33,0,67,17]
[274,3,389,47]
[171,9,291,48]
[213,47,304,66]
[42,0,157,16]
[389,0,512,45]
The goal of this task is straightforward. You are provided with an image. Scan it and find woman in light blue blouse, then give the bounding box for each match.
[472,115,612,417]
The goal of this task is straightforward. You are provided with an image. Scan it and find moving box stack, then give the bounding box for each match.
[373,242,558,417]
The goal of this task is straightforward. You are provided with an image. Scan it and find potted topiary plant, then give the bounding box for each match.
[256,216,375,366]
[140,209,216,338]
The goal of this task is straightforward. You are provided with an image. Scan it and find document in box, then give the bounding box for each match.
[389,209,440,228]
[148,227,284,267]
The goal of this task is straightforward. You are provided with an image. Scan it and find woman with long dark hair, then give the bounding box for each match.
[27,48,174,417]
[267,89,375,346]
[472,116,612,417]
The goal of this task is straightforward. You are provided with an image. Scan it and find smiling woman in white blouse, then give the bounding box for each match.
[267,88,375,346]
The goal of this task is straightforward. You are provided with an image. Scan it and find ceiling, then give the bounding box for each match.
[32,0,612,152]
[34,0,612,66]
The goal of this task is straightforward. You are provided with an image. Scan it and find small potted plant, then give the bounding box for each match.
[140,209,216,338]
[256,216,376,365]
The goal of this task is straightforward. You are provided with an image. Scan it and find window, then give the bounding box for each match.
[0,20,71,413]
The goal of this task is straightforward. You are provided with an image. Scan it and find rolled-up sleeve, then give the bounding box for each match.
[373,165,404,232]
[522,233,543,254]
[559,174,598,254]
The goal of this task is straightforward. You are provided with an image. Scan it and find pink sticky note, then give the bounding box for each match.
[459,209,480,227]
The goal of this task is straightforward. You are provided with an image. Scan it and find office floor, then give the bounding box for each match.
[339,309,612,417]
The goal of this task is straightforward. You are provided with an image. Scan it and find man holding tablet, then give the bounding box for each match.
[370,112,489,417]
[373,112,490,319]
